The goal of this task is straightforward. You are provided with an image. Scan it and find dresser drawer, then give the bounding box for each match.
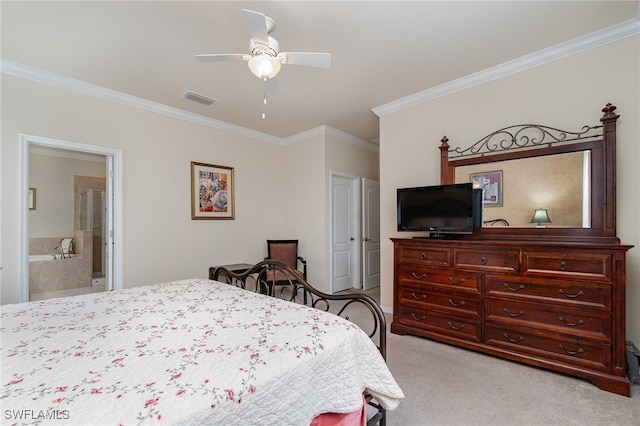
[485,324,610,372]
[399,284,481,319]
[485,299,611,341]
[485,275,611,310]
[522,251,612,281]
[397,306,481,342]
[453,248,519,273]
[398,246,450,267]
[398,266,482,294]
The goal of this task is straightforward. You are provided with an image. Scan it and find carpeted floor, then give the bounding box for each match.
[338,287,640,425]
[385,329,639,425]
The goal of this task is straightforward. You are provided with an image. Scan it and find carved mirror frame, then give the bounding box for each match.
[439,104,619,243]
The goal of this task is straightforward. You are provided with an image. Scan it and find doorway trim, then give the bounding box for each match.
[19,134,123,302]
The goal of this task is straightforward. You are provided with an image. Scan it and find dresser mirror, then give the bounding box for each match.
[454,148,590,228]
[439,104,619,242]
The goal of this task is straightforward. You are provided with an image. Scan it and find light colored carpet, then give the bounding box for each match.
[335,287,640,425]
[385,328,639,425]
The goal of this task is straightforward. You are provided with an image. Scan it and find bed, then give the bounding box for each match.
[1,260,403,425]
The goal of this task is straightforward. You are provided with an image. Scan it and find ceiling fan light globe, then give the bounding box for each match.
[248,55,281,79]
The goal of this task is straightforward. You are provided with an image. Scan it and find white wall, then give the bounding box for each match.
[379,36,640,343]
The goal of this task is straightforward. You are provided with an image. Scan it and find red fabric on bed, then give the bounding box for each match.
[310,395,366,426]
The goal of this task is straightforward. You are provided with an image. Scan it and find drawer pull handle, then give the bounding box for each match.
[411,292,427,300]
[503,333,524,343]
[559,289,585,299]
[447,321,465,330]
[411,272,427,280]
[448,299,465,307]
[420,252,427,260]
[503,308,525,317]
[410,313,426,321]
[480,256,488,265]
[558,316,585,327]
[559,261,568,271]
[558,344,584,356]
[447,277,466,285]
[503,283,525,292]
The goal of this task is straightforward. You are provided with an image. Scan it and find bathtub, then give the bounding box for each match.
[29,253,90,294]
[29,254,57,262]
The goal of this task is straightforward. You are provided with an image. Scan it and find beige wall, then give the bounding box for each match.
[281,136,327,290]
[1,74,287,303]
[1,73,379,303]
[29,154,106,237]
[325,135,380,291]
[276,133,380,294]
[379,36,640,344]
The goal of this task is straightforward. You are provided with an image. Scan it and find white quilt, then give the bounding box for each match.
[1,279,403,425]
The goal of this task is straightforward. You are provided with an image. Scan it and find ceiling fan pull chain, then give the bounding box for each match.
[262,90,267,120]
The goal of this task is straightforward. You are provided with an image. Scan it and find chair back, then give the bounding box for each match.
[266,240,299,269]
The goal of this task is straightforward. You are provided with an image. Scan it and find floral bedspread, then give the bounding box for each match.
[1,279,403,425]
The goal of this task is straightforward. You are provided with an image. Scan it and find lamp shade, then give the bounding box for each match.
[248,55,281,80]
[530,208,552,226]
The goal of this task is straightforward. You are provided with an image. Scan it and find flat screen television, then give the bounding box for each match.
[397,183,482,237]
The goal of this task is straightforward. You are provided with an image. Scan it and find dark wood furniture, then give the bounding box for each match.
[265,239,308,303]
[208,263,254,279]
[391,104,633,396]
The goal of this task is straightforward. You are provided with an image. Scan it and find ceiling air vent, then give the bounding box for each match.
[182,91,217,106]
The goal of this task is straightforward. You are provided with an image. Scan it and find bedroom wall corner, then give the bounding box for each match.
[281,136,328,292]
[325,136,380,294]
[1,74,289,304]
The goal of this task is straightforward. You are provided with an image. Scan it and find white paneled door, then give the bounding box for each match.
[362,178,380,290]
[331,173,358,293]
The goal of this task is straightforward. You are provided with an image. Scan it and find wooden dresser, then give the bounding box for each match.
[391,104,633,396]
[391,237,632,395]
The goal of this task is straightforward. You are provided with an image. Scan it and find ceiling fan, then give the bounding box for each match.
[195,9,331,83]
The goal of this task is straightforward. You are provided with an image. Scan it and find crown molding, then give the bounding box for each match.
[1,59,376,151]
[282,125,379,153]
[372,18,640,117]
[0,59,279,145]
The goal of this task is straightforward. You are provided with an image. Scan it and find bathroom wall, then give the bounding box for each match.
[28,152,106,298]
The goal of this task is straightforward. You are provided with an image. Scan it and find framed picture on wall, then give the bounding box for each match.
[191,162,234,220]
[470,170,503,207]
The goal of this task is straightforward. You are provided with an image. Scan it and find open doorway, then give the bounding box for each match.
[20,134,123,302]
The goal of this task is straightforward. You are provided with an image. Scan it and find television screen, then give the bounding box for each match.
[397,183,482,235]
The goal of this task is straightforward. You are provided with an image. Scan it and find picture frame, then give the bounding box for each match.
[29,188,36,210]
[191,162,234,220]
[470,170,503,207]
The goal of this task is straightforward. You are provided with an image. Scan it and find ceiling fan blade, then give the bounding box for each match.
[195,54,250,62]
[279,52,331,68]
[242,9,269,45]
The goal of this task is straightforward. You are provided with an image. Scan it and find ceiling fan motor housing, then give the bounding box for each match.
[249,37,279,58]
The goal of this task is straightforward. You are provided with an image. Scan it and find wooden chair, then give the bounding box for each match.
[264,240,308,303]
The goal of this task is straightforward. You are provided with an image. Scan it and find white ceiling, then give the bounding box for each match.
[2,1,638,144]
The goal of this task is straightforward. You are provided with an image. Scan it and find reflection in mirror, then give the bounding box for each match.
[454,151,590,228]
